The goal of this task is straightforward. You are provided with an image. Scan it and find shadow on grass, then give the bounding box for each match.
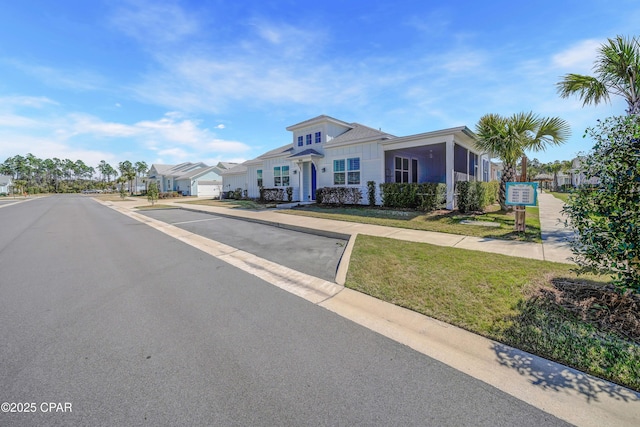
[492,343,639,403]
[494,277,640,395]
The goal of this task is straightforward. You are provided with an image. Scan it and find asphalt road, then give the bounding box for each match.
[0,195,569,426]
[138,208,346,282]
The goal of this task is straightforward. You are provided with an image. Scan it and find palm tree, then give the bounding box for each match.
[118,161,136,195]
[134,161,148,195]
[475,112,571,210]
[557,35,640,115]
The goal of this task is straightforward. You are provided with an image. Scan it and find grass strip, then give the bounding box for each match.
[345,235,639,391]
[280,204,542,242]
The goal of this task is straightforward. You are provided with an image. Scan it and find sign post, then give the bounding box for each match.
[505,182,538,232]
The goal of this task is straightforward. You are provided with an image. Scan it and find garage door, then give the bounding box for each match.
[196,181,220,198]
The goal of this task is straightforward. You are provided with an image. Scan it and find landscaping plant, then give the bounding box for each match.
[563,115,640,294]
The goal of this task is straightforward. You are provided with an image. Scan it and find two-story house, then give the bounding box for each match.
[220,115,489,209]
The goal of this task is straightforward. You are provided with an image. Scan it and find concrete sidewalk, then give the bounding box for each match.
[99,196,639,426]
[154,194,573,264]
[538,192,575,264]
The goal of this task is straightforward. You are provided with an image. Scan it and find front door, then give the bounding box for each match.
[311,164,317,200]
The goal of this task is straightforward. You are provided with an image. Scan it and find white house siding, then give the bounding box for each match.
[223,173,247,196]
[263,157,300,200]
[322,141,385,203]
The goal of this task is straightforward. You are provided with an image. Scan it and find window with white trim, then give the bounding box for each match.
[306,134,312,145]
[334,157,360,185]
[395,156,410,183]
[273,166,289,187]
[315,132,321,143]
[257,169,263,187]
[297,136,303,147]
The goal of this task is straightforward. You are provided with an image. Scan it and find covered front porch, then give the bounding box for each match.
[288,149,322,202]
[381,127,485,209]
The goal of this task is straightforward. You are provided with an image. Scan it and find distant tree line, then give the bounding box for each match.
[0,153,148,195]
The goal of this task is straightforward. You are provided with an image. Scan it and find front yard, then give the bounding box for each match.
[281,204,542,242]
[347,235,639,391]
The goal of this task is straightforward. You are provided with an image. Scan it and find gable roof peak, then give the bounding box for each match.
[286,115,353,131]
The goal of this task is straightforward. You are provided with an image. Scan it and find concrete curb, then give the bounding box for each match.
[95,197,640,426]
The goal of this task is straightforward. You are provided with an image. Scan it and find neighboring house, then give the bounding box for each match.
[571,156,600,187]
[490,161,503,182]
[0,174,12,194]
[220,115,489,209]
[147,162,236,197]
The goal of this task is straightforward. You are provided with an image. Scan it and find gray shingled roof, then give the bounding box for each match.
[327,123,394,145]
[286,115,352,131]
[258,144,294,159]
[288,148,323,158]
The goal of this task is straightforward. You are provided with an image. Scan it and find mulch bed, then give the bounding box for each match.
[535,280,640,343]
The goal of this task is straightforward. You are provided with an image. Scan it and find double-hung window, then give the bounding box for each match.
[315,132,321,143]
[297,136,303,147]
[257,169,263,187]
[334,157,360,185]
[274,166,289,186]
[306,134,312,145]
[395,156,410,183]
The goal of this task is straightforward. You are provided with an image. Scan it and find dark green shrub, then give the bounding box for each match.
[316,188,324,204]
[316,187,362,205]
[367,181,376,206]
[260,188,285,202]
[380,183,446,211]
[563,115,640,294]
[286,186,293,202]
[457,181,472,213]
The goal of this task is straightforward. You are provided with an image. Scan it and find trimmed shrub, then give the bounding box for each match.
[286,186,293,202]
[457,181,498,213]
[316,187,362,205]
[367,181,376,206]
[380,183,446,211]
[260,188,285,202]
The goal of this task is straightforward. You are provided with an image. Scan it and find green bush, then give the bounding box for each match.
[286,186,293,202]
[380,183,446,211]
[316,187,362,205]
[260,188,285,202]
[563,115,640,294]
[457,181,497,213]
[367,181,376,206]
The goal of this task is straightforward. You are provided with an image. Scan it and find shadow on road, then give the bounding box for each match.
[492,343,639,403]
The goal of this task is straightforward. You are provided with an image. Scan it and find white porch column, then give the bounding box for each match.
[445,137,455,209]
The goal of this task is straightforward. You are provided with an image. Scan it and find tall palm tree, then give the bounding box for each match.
[134,161,148,195]
[475,112,571,210]
[557,35,640,115]
[118,161,136,195]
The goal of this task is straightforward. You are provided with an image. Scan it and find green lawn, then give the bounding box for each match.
[280,204,542,242]
[179,198,266,209]
[346,235,639,391]
[550,192,571,202]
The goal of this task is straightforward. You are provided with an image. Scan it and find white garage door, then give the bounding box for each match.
[196,181,220,198]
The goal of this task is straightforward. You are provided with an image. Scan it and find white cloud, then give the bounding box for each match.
[552,39,602,73]
[109,0,199,45]
[5,59,105,91]
[215,124,225,129]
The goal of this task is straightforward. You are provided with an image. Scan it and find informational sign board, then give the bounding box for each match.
[505,182,538,206]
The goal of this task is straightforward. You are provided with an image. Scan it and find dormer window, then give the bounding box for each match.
[315,132,321,143]
[306,134,312,145]
[297,136,303,147]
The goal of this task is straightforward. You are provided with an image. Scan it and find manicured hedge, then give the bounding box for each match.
[316,187,362,205]
[456,181,499,213]
[380,183,446,211]
[259,188,285,202]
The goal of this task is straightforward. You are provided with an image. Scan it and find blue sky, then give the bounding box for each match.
[1,0,637,170]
